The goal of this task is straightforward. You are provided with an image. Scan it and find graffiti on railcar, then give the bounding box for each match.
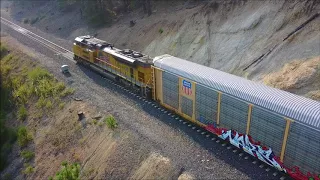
[220,129,286,172]
[205,124,320,180]
[286,166,320,180]
[205,125,286,172]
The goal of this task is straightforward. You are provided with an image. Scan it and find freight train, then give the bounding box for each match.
[73,35,320,180]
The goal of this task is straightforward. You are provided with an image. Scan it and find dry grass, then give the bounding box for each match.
[263,56,320,91]
[178,172,195,180]
[306,90,320,101]
[130,153,174,180]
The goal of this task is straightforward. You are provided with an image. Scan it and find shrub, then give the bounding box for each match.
[159,28,164,34]
[27,67,52,85]
[17,105,28,121]
[0,75,17,171]
[30,17,39,25]
[45,99,53,109]
[92,119,97,125]
[36,96,46,108]
[50,161,80,180]
[23,18,29,24]
[98,121,103,127]
[1,54,14,63]
[59,102,65,110]
[104,115,117,129]
[0,44,8,58]
[1,64,12,77]
[17,126,32,147]
[3,173,12,180]
[20,150,34,161]
[22,163,34,174]
[60,88,75,98]
[55,82,66,92]
[14,84,31,104]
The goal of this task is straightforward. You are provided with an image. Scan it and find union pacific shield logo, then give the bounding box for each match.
[182,80,192,95]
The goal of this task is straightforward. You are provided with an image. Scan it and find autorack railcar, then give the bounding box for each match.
[152,54,320,180]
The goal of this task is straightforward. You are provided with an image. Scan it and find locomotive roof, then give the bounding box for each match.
[74,35,152,64]
[154,54,320,130]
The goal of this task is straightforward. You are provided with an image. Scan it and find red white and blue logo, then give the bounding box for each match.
[182,80,192,96]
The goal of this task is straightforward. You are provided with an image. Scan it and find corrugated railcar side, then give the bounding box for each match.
[152,54,320,176]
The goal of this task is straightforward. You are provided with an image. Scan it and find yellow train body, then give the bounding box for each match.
[72,36,153,91]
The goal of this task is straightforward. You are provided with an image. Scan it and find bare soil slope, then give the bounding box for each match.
[263,56,320,100]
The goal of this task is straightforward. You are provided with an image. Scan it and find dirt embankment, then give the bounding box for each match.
[263,56,320,101]
[0,38,186,180]
[1,0,319,99]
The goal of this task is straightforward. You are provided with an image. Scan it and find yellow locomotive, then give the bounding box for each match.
[73,35,153,96]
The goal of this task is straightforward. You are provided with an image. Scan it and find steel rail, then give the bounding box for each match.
[1,17,75,62]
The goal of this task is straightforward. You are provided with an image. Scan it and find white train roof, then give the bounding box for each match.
[153,54,320,129]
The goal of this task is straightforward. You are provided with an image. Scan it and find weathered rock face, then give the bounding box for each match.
[142,1,320,80]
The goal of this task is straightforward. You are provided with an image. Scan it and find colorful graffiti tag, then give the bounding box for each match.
[205,125,320,180]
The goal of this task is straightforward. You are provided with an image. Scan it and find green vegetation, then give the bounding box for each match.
[104,115,118,129]
[1,54,74,111]
[0,42,75,172]
[159,28,164,34]
[60,88,75,98]
[46,99,53,109]
[98,121,104,126]
[30,17,39,25]
[59,102,65,110]
[20,150,35,161]
[0,120,16,171]
[17,126,33,147]
[0,43,17,171]
[0,43,8,58]
[22,163,34,174]
[18,105,28,121]
[49,161,80,180]
[23,18,29,24]
[3,173,12,180]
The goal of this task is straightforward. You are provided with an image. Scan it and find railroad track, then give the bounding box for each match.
[1,17,75,62]
[0,17,290,180]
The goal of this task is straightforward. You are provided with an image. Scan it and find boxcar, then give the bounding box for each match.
[152,54,320,175]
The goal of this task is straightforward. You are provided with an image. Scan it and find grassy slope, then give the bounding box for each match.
[0,42,74,178]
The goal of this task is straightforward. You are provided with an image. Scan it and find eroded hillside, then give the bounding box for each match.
[1,0,319,99]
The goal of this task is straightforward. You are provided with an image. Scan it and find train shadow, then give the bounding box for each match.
[77,64,290,180]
